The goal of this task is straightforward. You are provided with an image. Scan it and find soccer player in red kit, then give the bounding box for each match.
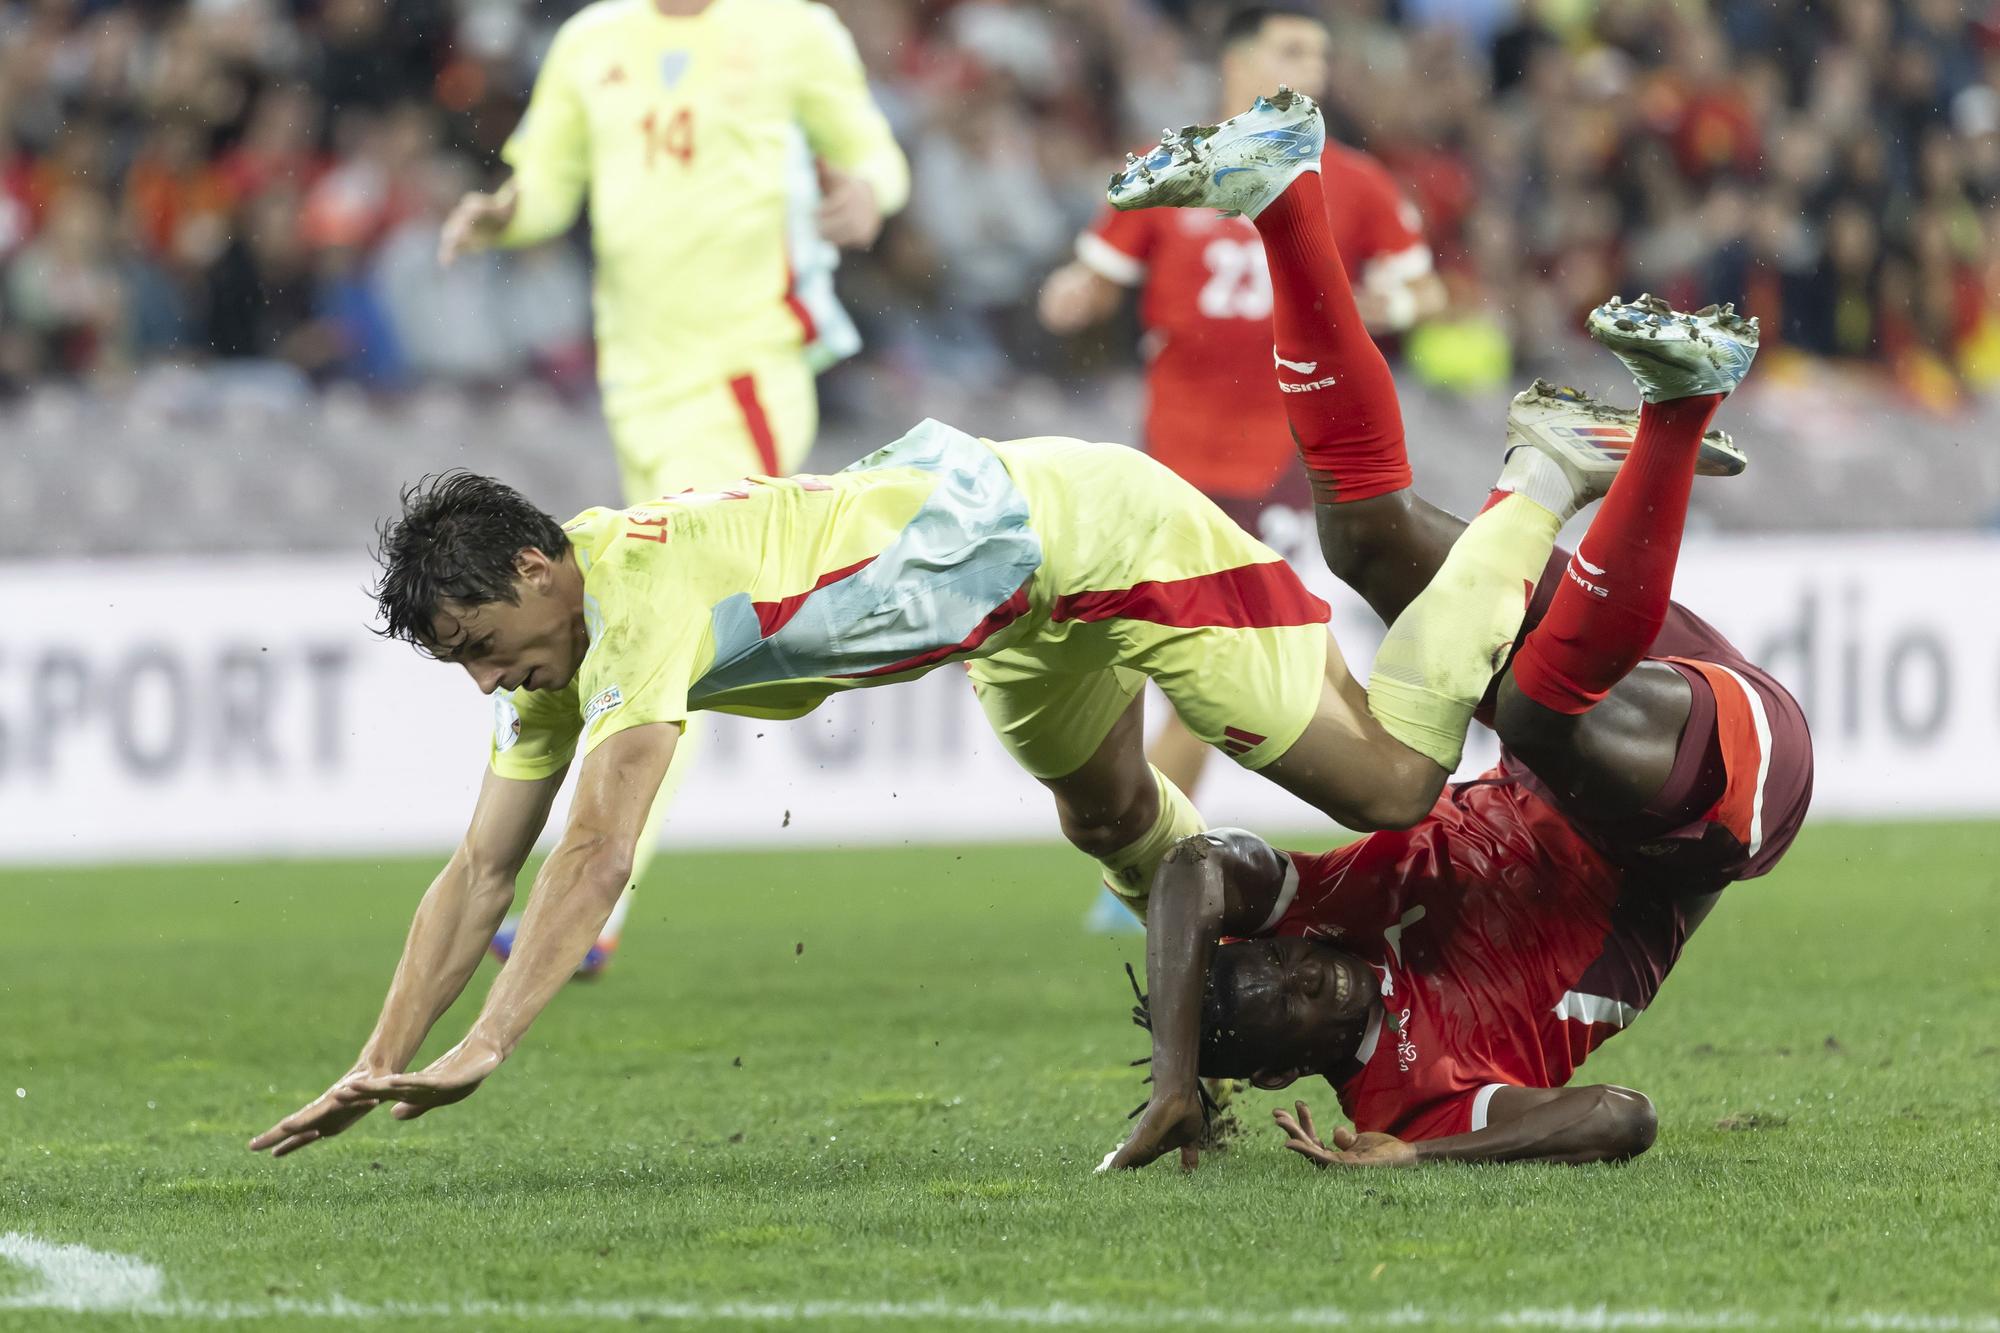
[1039,4,1443,820]
[1100,93,1811,1169]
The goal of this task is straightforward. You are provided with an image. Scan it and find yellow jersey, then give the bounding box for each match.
[486,421,1337,783]
[498,0,908,414]
[490,421,1044,779]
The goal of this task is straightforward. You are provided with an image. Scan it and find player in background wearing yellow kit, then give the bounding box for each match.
[247,92,1628,1150]
[437,0,909,972]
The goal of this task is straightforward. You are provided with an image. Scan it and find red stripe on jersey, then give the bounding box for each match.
[783,263,818,344]
[835,585,1033,680]
[1049,562,1329,630]
[1666,656,1764,847]
[729,375,783,477]
[753,557,877,639]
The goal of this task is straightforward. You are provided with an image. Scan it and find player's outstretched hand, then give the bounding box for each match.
[438,181,519,267]
[341,1036,504,1121]
[1273,1101,1417,1168]
[815,162,882,249]
[249,1067,385,1158]
[1097,1089,1205,1173]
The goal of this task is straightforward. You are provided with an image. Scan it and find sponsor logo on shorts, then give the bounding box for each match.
[584,684,624,727]
[1273,351,1319,374]
[493,697,522,752]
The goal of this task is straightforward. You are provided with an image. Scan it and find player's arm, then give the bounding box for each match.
[248,765,565,1157]
[793,2,908,247]
[344,723,679,1117]
[1353,247,1447,334]
[1100,829,1293,1172]
[1040,216,1146,334]
[439,25,589,264]
[1037,261,1124,334]
[1273,1085,1658,1168]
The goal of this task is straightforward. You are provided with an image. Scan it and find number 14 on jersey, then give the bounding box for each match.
[640,107,694,168]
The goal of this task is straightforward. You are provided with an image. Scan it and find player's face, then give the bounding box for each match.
[1234,17,1331,103]
[423,550,589,695]
[1211,937,1372,1088]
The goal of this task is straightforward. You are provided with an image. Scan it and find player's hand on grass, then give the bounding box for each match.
[438,180,519,266]
[341,1035,504,1120]
[1273,1101,1417,1168]
[249,1066,389,1158]
[1098,1089,1205,1173]
[815,162,882,248]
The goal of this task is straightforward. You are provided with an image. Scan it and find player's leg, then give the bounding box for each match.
[1218,106,1469,626]
[1495,297,1760,820]
[968,655,1204,917]
[1115,96,1572,787]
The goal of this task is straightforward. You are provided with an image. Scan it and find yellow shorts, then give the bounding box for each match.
[967,437,1331,781]
[605,348,818,503]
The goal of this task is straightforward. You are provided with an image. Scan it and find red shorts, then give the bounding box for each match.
[1500,562,1816,889]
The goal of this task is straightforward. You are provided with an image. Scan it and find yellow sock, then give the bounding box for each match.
[1368,492,1562,770]
[1097,768,1206,919]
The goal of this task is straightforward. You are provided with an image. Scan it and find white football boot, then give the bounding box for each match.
[1585,293,1761,403]
[1107,87,1325,217]
[1505,379,1748,510]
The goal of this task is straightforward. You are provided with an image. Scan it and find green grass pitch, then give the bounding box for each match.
[2,821,1997,1331]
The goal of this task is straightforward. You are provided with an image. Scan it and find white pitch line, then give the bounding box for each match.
[0,1232,165,1313]
[2,1234,1996,1331]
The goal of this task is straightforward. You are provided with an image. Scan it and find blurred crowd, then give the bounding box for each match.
[3,0,1998,413]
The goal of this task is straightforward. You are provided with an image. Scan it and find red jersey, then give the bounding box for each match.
[1266,779,1694,1143]
[1079,142,1428,498]
[1255,589,1814,1144]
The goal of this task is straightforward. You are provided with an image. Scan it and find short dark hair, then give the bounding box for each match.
[372,470,570,651]
[1221,3,1325,50]
[1195,942,1299,1078]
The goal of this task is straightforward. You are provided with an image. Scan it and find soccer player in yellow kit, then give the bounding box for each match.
[439,0,909,968]
[249,93,1599,1150]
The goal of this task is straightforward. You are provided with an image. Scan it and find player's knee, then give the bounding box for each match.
[1313,492,1409,589]
[1595,1086,1658,1161]
[1347,747,1445,831]
[1056,783,1158,858]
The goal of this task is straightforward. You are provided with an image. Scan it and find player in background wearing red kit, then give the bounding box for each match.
[1099,94,1810,1169]
[1039,6,1445,891]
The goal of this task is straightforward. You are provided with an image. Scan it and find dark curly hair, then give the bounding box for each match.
[1126,945,1297,1082]
[372,470,570,651]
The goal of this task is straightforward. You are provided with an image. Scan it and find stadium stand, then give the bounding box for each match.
[3,0,1998,553]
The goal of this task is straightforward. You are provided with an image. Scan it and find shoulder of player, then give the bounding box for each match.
[551,0,649,44]
[716,0,846,44]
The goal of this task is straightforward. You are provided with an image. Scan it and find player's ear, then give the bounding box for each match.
[515,546,554,588]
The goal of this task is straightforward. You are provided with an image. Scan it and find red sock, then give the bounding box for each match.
[1510,394,1724,713]
[1251,173,1411,504]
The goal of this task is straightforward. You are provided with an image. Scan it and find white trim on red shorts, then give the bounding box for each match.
[1709,663,1774,860]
